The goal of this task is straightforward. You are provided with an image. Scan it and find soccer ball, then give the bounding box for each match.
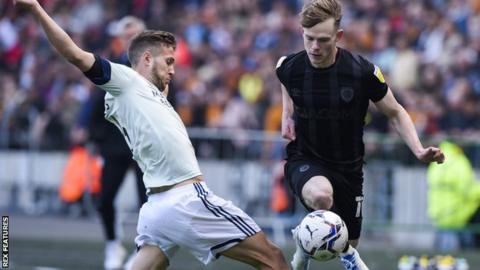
[296,210,349,261]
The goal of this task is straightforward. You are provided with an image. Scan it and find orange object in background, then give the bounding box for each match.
[270,160,290,213]
[271,179,290,213]
[59,146,102,203]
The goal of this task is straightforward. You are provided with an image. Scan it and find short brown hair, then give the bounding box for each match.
[300,0,342,29]
[128,30,177,66]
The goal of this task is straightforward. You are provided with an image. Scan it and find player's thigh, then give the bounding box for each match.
[129,245,168,270]
[220,231,287,268]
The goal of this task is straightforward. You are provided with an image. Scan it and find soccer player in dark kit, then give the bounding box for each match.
[14,0,289,269]
[276,0,445,269]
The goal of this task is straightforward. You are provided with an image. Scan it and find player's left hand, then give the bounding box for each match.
[13,0,39,10]
[417,147,445,164]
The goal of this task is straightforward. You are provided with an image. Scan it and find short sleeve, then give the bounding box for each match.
[276,56,289,87]
[361,58,388,102]
[83,55,135,96]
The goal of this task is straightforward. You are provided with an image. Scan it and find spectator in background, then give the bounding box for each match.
[270,159,295,215]
[3,0,480,158]
[389,34,419,94]
[428,140,480,251]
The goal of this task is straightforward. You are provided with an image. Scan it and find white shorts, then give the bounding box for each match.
[135,182,261,265]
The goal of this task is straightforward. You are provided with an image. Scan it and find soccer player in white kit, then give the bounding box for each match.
[13,0,289,269]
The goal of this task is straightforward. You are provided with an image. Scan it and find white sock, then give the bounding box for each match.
[340,245,369,270]
[291,246,311,270]
[291,226,311,270]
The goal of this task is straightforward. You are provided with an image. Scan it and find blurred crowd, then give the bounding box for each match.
[1,0,480,153]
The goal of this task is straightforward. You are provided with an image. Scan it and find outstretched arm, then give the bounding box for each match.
[375,88,445,164]
[281,84,296,141]
[276,56,295,141]
[14,0,95,71]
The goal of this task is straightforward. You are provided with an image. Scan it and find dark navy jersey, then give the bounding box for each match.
[276,47,388,167]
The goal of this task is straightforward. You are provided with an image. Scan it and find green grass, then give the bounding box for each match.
[9,238,480,270]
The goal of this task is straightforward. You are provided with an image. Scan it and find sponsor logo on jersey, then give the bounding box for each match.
[295,107,351,119]
[290,88,302,97]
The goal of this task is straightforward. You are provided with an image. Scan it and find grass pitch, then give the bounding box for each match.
[9,237,480,270]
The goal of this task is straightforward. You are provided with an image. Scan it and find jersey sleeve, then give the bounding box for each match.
[275,55,288,86]
[360,57,388,102]
[83,55,135,96]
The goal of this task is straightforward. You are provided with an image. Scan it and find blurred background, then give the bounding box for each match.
[1,0,480,269]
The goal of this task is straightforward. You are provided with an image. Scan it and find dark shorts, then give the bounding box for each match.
[285,158,364,240]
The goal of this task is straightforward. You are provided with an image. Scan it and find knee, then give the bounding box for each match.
[301,177,334,210]
[307,189,333,210]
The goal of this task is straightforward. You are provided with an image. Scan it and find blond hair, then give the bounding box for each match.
[300,0,343,28]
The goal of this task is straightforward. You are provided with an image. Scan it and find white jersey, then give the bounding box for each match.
[90,58,201,188]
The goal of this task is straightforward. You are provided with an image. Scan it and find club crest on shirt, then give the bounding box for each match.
[373,65,386,83]
[340,87,354,102]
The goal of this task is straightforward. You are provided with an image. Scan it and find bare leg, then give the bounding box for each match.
[127,245,168,270]
[220,232,289,270]
[301,176,334,211]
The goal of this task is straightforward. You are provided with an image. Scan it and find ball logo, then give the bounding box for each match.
[299,165,310,172]
[305,224,318,238]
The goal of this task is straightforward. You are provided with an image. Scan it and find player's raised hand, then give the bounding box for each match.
[13,0,95,71]
[13,0,39,10]
[282,117,296,141]
[417,146,445,164]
